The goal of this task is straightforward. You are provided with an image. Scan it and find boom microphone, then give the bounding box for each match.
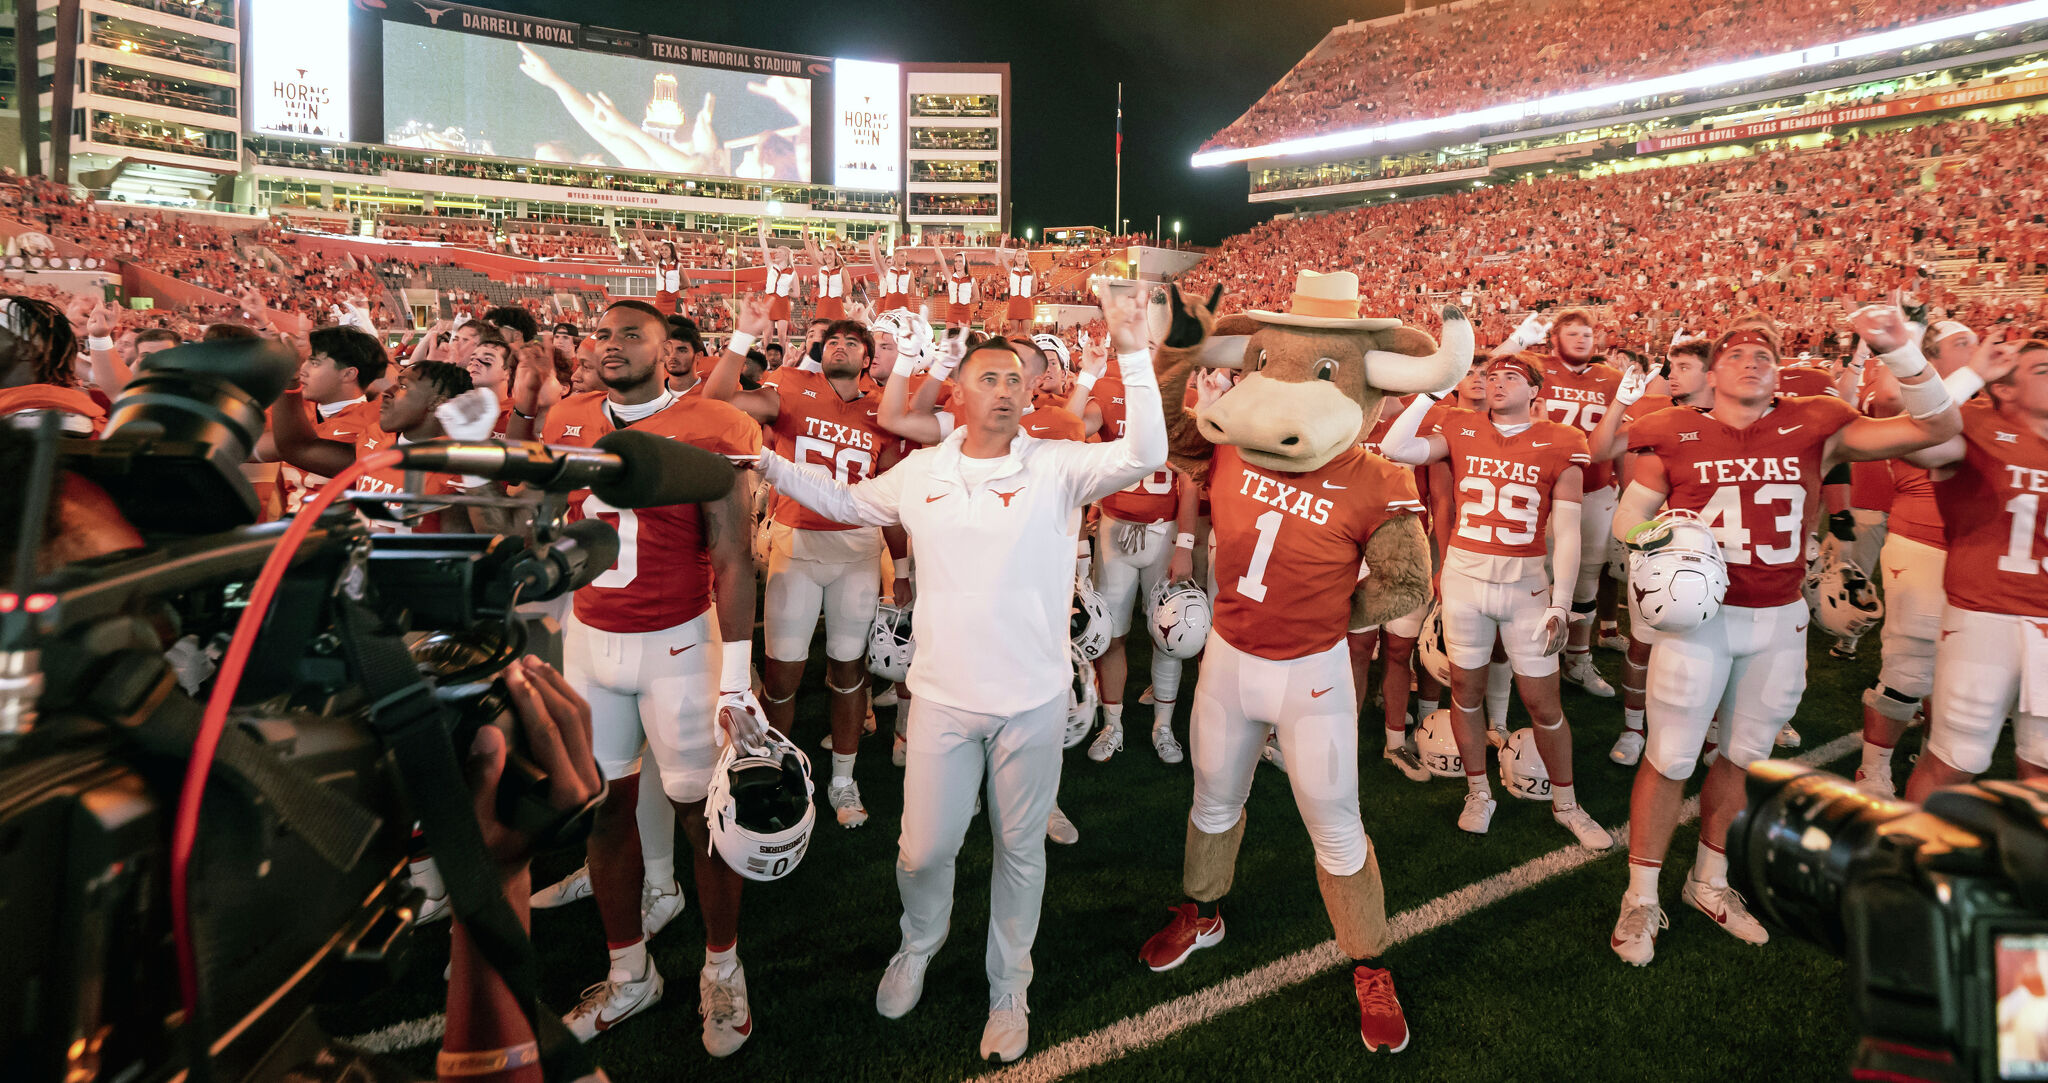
[394,430,735,508]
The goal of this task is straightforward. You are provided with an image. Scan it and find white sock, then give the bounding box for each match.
[1150,655,1182,727]
[1551,783,1577,809]
[1627,861,1661,905]
[1466,772,1491,797]
[1860,741,1894,778]
[610,938,649,979]
[1384,727,1408,752]
[636,774,677,888]
[1599,620,1620,637]
[1694,842,1730,887]
[831,752,857,787]
[1103,702,1125,730]
[1486,663,1512,728]
[1416,696,1439,722]
[706,940,739,975]
[409,855,445,899]
[894,698,910,736]
[1623,707,1646,732]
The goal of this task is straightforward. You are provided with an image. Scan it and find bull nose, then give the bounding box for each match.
[1278,434,1299,447]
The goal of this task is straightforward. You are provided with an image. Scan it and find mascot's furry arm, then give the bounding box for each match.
[1353,515,1433,630]
[1155,282,1227,485]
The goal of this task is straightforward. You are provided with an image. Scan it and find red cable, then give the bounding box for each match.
[168,449,402,1033]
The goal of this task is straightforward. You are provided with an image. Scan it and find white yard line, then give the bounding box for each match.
[338,733,1863,1065]
[968,731,1862,1083]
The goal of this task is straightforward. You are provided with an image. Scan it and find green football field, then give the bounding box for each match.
[323,629,1964,1082]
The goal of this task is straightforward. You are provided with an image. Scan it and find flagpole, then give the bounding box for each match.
[1113,82,1122,239]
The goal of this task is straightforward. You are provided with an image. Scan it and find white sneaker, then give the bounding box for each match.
[1046,806,1079,845]
[829,780,869,828]
[1152,723,1185,764]
[1775,725,1801,749]
[1854,768,1896,800]
[564,961,664,1040]
[1610,728,1645,766]
[1611,898,1667,967]
[892,731,907,768]
[980,991,1030,1063]
[1553,803,1614,850]
[532,864,592,909]
[699,960,752,1057]
[1681,877,1769,946]
[1564,655,1616,697]
[1458,790,1497,834]
[876,947,935,1019]
[1597,630,1630,651]
[1088,720,1123,762]
[642,879,685,937]
[1261,733,1287,773]
[415,891,451,924]
[1384,745,1431,782]
[874,685,899,708]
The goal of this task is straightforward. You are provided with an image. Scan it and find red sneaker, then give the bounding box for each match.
[1139,903,1224,972]
[1354,965,1410,1052]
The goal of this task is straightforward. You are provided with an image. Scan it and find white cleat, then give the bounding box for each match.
[1458,790,1497,834]
[1853,769,1896,801]
[1597,631,1630,651]
[1385,745,1431,782]
[414,891,452,924]
[980,992,1030,1063]
[892,732,908,768]
[642,879,685,937]
[1775,725,1801,749]
[564,961,664,1041]
[829,780,870,828]
[1152,723,1185,764]
[876,946,935,1019]
[699,960,753,1057]
[1681,877,1769,946]
[1046,806,1079,845]
[1261,732,1287,773]
[1610,728,1645,766]
[532,864,592,909]
[1564,656,1617,697]
[1611,898,1667,967]
[1553,803,1614,850]
[873,685,899,708]
[1088,720,1124,763]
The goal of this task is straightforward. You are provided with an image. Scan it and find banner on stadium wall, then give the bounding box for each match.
[833,59,901,190]
[249,0,352,142]
[1635,75,2048,154]
[373,0,823,77]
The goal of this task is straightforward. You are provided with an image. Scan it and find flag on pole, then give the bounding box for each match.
[1115,84,1123,155]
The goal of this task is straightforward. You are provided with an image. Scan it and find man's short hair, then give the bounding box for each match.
[1668,338,1711,366]
[552,321,579,337]
[666,314,706,356]
[411,359,473,400]
[605,299,666,324]
[203,322,261,341]
[134,328,182,348]
[764,343,784,357]
[470,329,510,355]
[1712,322,1781,365]
[310,325,389,387]
[1550,307,1596,334]
[958,339,1025,380]
[1486,351,1546,388]
[482,305,538,343]
[821,319,874,360]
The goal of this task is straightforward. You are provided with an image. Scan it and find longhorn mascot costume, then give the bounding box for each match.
[1140,271,1472,1051]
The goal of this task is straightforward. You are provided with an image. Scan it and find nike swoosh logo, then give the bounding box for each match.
[1322,481,1346,490]
[1794,624,1807,634]
[1310,687,1333,698]
[1532,442,1551,447]
[925,494,948,503]
[1778,425,1802,435]
[670,645,694,656]
[1531,588,1546,597]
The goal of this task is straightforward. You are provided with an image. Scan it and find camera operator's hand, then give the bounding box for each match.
[468,657,602,872]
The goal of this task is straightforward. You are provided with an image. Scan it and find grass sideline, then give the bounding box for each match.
[324,630,1980,1082]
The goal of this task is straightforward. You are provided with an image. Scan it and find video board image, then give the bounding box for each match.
[381,22,811,181]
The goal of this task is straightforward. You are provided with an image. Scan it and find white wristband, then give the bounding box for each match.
[88,334,114,352]
[1877,341,1929,380]
[892,352,922,379]
[894,555,913,578]
[718,640,752,692]
[1898,371,1955,421]
[1943,366,1986,405]
[726,331,758,357]
[1176,532,1196,549]
[1075,370,1098,391]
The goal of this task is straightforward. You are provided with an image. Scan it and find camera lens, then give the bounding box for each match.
[1727,760,1916,954]
[103,339,299,462]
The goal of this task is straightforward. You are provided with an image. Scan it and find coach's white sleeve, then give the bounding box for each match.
[760,449,904,528]
[1058,349,1168,504]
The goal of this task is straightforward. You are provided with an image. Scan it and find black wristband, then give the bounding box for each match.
[1828,510,1856,543]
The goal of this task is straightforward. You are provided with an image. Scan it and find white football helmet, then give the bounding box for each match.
[1064,642,1099,749]
[1416,602,1452,687]
[1072,579,1111,661]
[1624,509,1728,633]
[1414,708,1463,779]
[1149,578,1211,659]
[1031,332,1072,372]
[705,729,814,882]
[868,602,915,683]
[1498,728,1552,801]
[1807,555,1884,636]
[871,309,934,375]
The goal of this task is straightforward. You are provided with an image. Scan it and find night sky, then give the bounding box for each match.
[472,0,1404,245]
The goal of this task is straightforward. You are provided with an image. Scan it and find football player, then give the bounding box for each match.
[1380,354,1613,848]
[1900,332,2047,801]
[254,326,388,515]
[0,295,103,434]
[517,300,768,1054]
[268,349,473,535]
[704,301,902,827]
[1608,308,1962,967]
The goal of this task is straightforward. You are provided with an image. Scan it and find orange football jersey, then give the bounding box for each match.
[1886,460,1943,550]
[1440,417,1590,558]
[349,425,463,534]
[1209,444,1424,660]
[1630,396,1859,608]
[0,383,107,435]
[1538,360,1622,491]
[542,389,763,633]
[1933,407,2048,618]
[277,398,381,514]
[1776,365,1838,398]
[762,367,889,532]
[1093,372,1177,522]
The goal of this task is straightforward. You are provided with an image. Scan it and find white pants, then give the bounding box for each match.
[1571,484,1618,607]
[1927,606,2048,774]
[1439,550,1557,677]
[763,525,882,662]
[1851,509,1889,576]
[1096,514,1173,638]
[1644,600,1807,781]
[1877,534,1946,702]
[1190,634,1368,876]
[897,692,1066,998]
[564,611,722,802]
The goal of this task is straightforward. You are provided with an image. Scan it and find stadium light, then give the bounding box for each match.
[1189,0,2048,168]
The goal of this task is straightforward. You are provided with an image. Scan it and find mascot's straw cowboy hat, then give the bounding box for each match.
[1245,270,1405,332]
